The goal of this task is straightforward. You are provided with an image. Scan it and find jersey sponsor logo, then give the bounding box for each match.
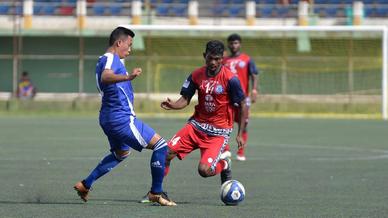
[201,80,222,112]
[204,100,216,112]
[205,94,214,101]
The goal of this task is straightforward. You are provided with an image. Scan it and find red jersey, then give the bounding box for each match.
[223,53,258,96]
[180,65,245,130]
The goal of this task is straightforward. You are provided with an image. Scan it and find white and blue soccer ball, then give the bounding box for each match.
[220,180,245,206]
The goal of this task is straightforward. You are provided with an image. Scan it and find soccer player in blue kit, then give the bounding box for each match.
[73,27,176,206]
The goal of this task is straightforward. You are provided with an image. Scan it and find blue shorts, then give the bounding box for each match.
[100,116,155,152]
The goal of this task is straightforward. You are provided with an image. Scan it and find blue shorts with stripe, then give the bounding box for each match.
[100,116,155,152]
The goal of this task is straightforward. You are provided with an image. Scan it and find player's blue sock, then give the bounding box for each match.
[150,138,167,194]
[83,152,123,189]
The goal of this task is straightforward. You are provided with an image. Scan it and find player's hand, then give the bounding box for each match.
[128,68,142,80]
[236,134,245,150]
[251,89,258,103]
[161,98,174,110]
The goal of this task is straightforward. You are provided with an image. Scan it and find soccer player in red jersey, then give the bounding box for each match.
[141,40,246,203]
[223,33,259,161]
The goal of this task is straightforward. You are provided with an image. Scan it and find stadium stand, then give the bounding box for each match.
[0,0,387,18]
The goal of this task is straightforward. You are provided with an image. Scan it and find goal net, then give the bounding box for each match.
[121,25,388,119]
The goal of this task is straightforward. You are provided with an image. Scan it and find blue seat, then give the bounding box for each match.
[161,0,173,3]
[220,0,230,4]
[376,7,388,16]
[289,0,298,4]
[315,0,327,4]
[110,5,121,15]
[171,5,186,16]
[364,7,375,17]
[362,0,375,4]
[325,7,337,17]
[0,5,9,15]
[260,7,273,17]
[178,0,189,3]
[343,0,353,4]
[42,5,56,15]
[328,0,341,3]
[277,6,289,17]
[15,6,23,15]
[229,6,243,17]
[212,5,226,16]
[376,0,388,3]
[156,5,169,16]
[231,0,244,4]
[313,6,323,15]
[262,0,277,4]
[34,5,43,14]
[93,5,105,15]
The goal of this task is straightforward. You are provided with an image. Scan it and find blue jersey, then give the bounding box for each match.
[95,53,135,125]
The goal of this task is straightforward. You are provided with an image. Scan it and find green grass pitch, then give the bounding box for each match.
[0,116,388,217]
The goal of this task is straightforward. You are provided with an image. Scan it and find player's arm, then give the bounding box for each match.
[161,95,190,110]
[161,74,196,110]
[228,76,247,149]
[101,68,141,84]
[248,59,259,103]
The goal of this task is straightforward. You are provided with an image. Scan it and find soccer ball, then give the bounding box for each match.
[220,180,245,206]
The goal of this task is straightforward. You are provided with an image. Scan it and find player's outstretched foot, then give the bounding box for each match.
[148,191,177,206]
[220,157,232,185]
[140,191,170,203]
[73,181,90,202]
[236,154,246,161]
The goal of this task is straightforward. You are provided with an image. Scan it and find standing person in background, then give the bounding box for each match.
[223,33,259,161]
[73,26,176,206]
[16,71,37,100]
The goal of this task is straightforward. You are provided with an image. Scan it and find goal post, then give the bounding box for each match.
[120,24,388,120]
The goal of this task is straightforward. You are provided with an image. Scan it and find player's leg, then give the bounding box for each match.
[197,135,231,184]
[140,124,194,204]
[124,117,176,206]
[236,98,250,161]
[74,135,130,202]
[221,108,240,159]
[140,147,176,204]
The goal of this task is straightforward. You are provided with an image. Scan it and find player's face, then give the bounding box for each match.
[228,40,241,54]
[117,36,133,58]
[204,53,223,73]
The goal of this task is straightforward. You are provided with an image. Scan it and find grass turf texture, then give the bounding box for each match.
[0,116,387,217]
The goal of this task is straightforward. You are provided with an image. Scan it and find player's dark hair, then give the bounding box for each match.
[109,27,135,46]
[205,40,224,56]
[227,33,242,42]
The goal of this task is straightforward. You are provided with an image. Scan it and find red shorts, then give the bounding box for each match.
[168,123,228,170]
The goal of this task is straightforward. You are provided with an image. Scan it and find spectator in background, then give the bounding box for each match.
[16,71,36,100]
